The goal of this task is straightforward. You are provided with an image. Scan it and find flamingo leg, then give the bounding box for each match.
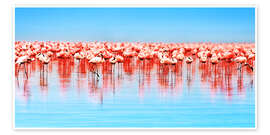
[117,63,120,79]
[17,64,21,77]
[120,63,123,77]
[46,64,48,85]
[15,64,20,87]
[113,64,115,75]
[95,71,100,78]
[180,62,182,76]
[78,59,80,73]
[43,64,45,80]
[240,63,242,72]
[240,63,242,79]
[214,64,217,73]
[77,60,80,79]
[16,77,20,88]
[24,63,28,79]
[94,64,100,81]
[112,67,115,95]
[87,65,89,80]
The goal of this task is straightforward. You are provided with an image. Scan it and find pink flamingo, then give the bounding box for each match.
[185,57,193,64]
[88,54,105,80]
[16,55,31,79]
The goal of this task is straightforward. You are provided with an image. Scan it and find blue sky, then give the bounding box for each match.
[15,8,255,42]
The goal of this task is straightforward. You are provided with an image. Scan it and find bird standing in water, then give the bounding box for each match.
[88,53,105,80]
[16,55,31,79]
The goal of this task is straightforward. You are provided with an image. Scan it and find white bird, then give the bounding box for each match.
[88,55,104,80]
[16,55,30,79]
[89,56,104,64]
[16,55,29,64]
[37,54,50,64]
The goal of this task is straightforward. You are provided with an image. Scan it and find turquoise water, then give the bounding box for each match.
[15,58,255,128]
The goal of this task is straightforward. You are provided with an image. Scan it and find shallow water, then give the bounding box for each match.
[15,57,255,128]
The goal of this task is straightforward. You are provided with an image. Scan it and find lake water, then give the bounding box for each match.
[15,57,255,128]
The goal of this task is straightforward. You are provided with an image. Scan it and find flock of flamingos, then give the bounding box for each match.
[14,41,255,100]
[15,41,255,75]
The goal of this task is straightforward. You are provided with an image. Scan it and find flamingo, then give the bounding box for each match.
[74,52,85,60]
[74,52,85,73]
[14,41,256,84]
[109,57,117,64]
[37,53,50,86]
[234,56,253,71]
[159,56,171,64]
[15,55,31,79]
[210,55,219,64]
[115,55,124,63]
[88,54,105,80]
[37,53,50,64]
[89,55,105,64]
[185,57,193,64]
[175,53,185,61]
[171,58,177,65]
[200,56,207,63]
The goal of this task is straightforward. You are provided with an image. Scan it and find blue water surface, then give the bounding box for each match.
[15,60,255,128]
